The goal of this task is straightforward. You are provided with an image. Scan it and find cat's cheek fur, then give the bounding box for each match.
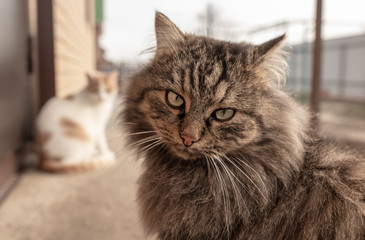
[137,94,183,145]
[139,91,178,120]
[210,114,259,150]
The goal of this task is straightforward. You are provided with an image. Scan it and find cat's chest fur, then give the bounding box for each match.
[138,158,226,238]
[137,155,269,239]
[137,147,365,240]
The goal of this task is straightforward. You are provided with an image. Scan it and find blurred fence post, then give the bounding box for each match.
[310,0,323,130]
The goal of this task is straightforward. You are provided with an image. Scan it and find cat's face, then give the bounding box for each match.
[138,44,263,160]
[126,13,287,160]
[87,71,119,102]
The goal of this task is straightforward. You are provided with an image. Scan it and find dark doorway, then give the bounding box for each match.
[0,0,29,198]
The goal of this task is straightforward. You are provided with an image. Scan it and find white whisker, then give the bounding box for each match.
[137,139,160,152]
[123,122,137,125]
[127,130,158,136]
[127,136,160,149]
[237,153,267,191]
[214,155,245,210]
[141,139,163,153]
[222,154,268,202]
[206,156,231,235]
[150,142,167,158]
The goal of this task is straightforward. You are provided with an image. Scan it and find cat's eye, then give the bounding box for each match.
[166,91,184,109]
[213,108,235,122]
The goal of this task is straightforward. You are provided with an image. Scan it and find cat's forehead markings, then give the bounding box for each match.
[171,70,181,87]
[182,68,191,93]
[179,91,191,113]
[214,82,231,103]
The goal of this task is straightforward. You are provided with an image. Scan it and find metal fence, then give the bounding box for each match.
[286,34,365,101]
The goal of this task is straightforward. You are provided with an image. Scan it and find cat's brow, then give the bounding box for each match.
[212,82,232,104]
[212,60,228,91]
[188,62,195,91]
[220,85,234,103]
[179,68,186,91]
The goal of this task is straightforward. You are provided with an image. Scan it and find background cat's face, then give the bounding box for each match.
[87,71,119,102]
[126,13,287,160]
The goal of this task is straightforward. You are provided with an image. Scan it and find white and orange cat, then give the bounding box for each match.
[36,71,119,172]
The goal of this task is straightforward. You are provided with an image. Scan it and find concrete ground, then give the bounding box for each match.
[0,99,363,240]
[0,120,156,240]
[320,100,365,153]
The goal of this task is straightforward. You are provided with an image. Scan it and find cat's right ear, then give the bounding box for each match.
[155,12,184,55]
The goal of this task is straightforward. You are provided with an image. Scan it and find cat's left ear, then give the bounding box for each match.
[155,12,185,55]
[87,72,97,83]
[254,34,286,62]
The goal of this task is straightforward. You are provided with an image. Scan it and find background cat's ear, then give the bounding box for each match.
[155,12,184,55]
[86,72,95,83]
[86,72,98,83]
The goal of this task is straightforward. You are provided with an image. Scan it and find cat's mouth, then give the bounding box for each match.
[158,134,206,160]
[170,144,203,160]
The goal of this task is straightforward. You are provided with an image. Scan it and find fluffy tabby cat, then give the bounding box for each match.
[122,12,365,239]
[37,71,118,172]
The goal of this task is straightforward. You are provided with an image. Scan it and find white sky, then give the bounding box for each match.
[99,0,365,63]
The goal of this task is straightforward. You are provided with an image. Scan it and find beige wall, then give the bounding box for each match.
[53,0,96,97]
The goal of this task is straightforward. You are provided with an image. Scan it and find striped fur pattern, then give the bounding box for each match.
[122,12,365,239]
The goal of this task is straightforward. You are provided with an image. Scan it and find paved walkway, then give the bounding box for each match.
[320,100,365,152]
[0,100,363,240]
[0,122,156,240]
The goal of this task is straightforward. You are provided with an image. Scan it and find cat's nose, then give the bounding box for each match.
[181,135,198,147]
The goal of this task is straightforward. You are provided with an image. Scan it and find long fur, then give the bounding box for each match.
[121,12,365,239]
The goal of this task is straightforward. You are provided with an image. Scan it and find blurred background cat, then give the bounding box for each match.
[36,71,119,172]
